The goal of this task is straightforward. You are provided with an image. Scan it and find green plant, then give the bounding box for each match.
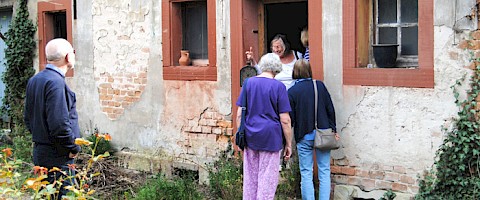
[84,133,114,155]
[134,174,203,200]
[416,50,480,199]
[1,0,36,133]
[379,189,397,200]
[208,144,243,200]
[276,156,301,199]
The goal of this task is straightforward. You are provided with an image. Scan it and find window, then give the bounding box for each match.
[162,0,217,81]
[343,0,433,88]
[374,0,418,67]
[38,0,73,77]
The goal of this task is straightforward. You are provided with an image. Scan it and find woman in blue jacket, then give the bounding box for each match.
[288,59,339,200]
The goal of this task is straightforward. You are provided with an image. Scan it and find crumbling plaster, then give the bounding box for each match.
[322,0,474,175]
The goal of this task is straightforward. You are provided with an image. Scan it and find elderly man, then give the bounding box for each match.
[24,38,80,198]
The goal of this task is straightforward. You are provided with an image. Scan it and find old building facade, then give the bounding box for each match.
[1,0,478,199]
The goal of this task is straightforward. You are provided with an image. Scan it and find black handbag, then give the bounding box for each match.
[235,78,249,150]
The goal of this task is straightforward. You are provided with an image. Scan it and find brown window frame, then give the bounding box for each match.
[343,0,434,88]
[162,0,217,81]
[38,0,73,77]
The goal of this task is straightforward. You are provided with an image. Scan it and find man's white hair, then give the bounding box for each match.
[45,38,73,61]
[258,53,282,75]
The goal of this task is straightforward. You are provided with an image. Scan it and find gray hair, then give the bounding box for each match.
[45,38,73,61]
[258,53,282,74]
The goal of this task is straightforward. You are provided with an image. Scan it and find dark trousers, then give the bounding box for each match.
[33,143,76,199]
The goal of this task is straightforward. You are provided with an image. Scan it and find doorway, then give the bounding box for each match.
[263,1,308,55]
[0,9,13,109]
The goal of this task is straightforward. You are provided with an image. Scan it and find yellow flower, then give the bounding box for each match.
[95,133,112,141]
[49,167,61,172]
[75,138,93,146]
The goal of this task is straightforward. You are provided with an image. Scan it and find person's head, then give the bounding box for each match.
[258,53,282,75]
[292,58,312,79]
[45,38,75,70]
[270,34,291,58]
[301,26,308,47]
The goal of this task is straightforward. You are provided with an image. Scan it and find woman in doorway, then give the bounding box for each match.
[236,53,293,200]
[246,34,303,90]
[288,59,339,200]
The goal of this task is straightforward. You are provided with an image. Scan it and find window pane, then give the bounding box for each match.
[401,26,418,55]
[401,0,418,23]
[379,27,397,44]
[182,1,208,60]
[378,0,397,23]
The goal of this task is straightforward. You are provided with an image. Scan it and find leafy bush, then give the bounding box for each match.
[276,156,301,199]
[416,56,480,199]
[208,145,243,200]
[134,174,203,200]
[84,133,114,155]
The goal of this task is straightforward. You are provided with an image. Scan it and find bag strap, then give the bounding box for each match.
[313,80,318,129]
[294,50,299,60]
[239,78,249,131]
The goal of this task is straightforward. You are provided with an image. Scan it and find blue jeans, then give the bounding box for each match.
[297,139,331,200]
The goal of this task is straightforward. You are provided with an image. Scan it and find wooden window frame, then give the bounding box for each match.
[343,0,433,88]
[38,0,73,77]
[162,0,217,81]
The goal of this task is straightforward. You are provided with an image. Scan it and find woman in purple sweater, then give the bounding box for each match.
[236,53,293,200]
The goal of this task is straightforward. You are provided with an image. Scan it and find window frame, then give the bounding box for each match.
[162,0,217,81]
[374,0,419,66]
[343,0,433,88]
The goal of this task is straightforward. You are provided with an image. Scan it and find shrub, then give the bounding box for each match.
[134,174,203,200]
[208,145,243,200]
[276,156,301,199]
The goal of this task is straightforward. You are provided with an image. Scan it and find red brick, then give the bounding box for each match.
[355,169,369,177]
[392,183,408,192]
[393,166,406,174]
[216,120,232,128]
[226,128,233,136]
[202,126,212,134]
[331,166,341,174]
[458,40,469,49]
[376,180,392,190]
[108,113,117,119]
[333,175,348,184]
[341,167,356,176]
[400,175,415,184]
[360,178,375,191]
[471,30,480,40]
[384,172,399,182]
[99,83,112,89]
[369,171,385,179]
[347,176,361,186]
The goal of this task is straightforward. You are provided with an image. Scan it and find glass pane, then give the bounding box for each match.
[378,0,397,23]
[401,26,418,55]
[182,1,208,60]
[379,27,397,44]
[401,0,418,23]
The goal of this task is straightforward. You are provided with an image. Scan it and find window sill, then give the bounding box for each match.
[343,67,433,88]
[163,65,217,81]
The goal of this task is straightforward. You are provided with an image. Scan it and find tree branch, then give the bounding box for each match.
[0,32,5,41]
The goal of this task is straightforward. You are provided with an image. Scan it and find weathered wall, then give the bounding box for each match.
[72,0,233,181]
[323,0,476,198]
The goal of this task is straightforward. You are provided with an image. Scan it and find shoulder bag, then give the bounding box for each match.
[313,80,340,150]
[235,78,248,150]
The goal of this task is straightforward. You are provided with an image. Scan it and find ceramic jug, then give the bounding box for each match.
[179,50,191,66]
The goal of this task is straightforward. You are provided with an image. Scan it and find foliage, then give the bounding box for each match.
[416,51,480,199]
[134,174,203,200]
[23,133,112,199]
[276,156,302,199]
[9,126,32,163]
[1,0,36,132]
[84,131,114,155]
[208,144,243,200]
[379,189,397,200]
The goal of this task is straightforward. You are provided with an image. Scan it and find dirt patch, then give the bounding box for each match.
[76,153,153,199]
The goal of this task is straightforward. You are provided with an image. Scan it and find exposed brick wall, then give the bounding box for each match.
[96,71,147,120]
[331,159,419,194]
[184,108,233,136]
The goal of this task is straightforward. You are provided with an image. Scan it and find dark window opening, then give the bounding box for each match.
[264,2,308,54]
[48,12,67,39]
[181,1,208,61]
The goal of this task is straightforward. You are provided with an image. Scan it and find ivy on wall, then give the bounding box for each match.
[1,0,36,134]
[416,48,480,199]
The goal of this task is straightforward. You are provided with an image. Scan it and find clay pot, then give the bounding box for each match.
[179,50,191,66]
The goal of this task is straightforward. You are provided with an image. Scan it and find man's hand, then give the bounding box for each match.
[69,152,78,158]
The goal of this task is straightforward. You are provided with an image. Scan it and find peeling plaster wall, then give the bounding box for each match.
[72,0,232,176]
[323,0,476,195]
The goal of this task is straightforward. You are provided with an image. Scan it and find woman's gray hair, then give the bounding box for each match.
[258,53,282,75]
